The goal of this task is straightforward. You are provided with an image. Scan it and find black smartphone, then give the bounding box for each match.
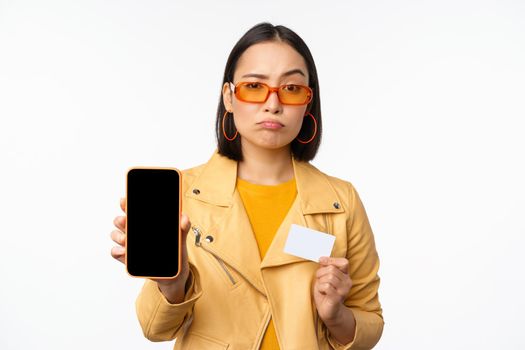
[125,167,182,279]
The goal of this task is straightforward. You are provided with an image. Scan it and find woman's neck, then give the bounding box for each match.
[237,143,294,185]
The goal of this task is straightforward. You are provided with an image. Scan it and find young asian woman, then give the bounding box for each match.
[111,22,383,350]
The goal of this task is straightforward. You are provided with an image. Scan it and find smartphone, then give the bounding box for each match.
[125,167,182,279]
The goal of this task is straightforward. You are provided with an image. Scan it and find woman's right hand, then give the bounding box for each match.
[110,197,193,304]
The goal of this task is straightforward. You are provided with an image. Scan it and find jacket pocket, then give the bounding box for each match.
[185,332,229,349]
[200,247,240,288]
[211,254,237,284]
[192,225,238,288]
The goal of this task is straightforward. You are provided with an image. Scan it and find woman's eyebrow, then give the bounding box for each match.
[241,69,306,79]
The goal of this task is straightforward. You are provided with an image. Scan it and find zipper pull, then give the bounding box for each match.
[192,226,202,246]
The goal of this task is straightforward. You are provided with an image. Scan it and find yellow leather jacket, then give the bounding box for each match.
[135,151,383,349]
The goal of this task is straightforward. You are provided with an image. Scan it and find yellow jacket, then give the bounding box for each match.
[135,151,384,350]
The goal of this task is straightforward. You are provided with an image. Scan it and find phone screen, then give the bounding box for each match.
[126,168,181,278]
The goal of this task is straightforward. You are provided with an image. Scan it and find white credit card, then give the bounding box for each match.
[284,224,336,262]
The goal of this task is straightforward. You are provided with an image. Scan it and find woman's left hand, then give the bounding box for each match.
[313,257,353,325]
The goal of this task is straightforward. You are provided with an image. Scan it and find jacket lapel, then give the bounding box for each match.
[261,157,345,269]
[184,151,265,294]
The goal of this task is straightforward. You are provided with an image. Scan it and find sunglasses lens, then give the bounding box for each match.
[279,85,311,104]
[236,83,269,103]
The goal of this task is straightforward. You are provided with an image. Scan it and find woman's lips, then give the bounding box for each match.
[259,120,284,130]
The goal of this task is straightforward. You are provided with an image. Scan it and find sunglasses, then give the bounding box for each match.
[229,81,313,105]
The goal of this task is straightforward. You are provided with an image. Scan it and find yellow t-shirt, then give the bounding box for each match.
[237,177,297,350]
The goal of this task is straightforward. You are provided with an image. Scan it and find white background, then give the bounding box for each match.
[1,0,524,349]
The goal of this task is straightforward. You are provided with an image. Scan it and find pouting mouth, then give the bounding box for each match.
[257,120,285,127]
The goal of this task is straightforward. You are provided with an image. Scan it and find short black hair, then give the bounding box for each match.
[215,22,322,162]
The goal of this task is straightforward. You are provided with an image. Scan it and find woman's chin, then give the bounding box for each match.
[243,137,292,152]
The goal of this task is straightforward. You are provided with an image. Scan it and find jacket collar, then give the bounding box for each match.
[184,150,345,294]
[185,150,344,215]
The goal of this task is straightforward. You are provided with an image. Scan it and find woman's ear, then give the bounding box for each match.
[222,82,233,111]
[304,102,312,116]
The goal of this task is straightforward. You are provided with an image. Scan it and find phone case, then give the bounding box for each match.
[124,166,182,280]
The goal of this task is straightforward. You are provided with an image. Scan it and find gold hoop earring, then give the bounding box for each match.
[296,113,318,144]
[222,110,238,141]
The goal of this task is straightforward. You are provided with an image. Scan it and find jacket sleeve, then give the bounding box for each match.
[135,262,203,341]
[325,183,384,350]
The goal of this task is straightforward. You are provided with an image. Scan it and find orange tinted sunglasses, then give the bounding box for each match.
[229,81,313,105]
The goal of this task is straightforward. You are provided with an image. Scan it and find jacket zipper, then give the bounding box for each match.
[213,255,236,284]
[192,226,236,285]
[191,225,269,295]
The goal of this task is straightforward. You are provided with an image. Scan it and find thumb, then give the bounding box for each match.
[180,212,191,239]
[180,212,191,262]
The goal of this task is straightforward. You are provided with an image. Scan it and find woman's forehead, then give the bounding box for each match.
[234,41,308,82]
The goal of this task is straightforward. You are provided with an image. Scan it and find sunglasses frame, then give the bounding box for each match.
[229,81,313,105]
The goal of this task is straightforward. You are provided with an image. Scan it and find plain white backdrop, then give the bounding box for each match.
[1,0,524,349]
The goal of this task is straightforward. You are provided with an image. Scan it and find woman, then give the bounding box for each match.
[110,22,383,349]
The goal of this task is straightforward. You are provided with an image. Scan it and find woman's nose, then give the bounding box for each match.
[264,90,283,114]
